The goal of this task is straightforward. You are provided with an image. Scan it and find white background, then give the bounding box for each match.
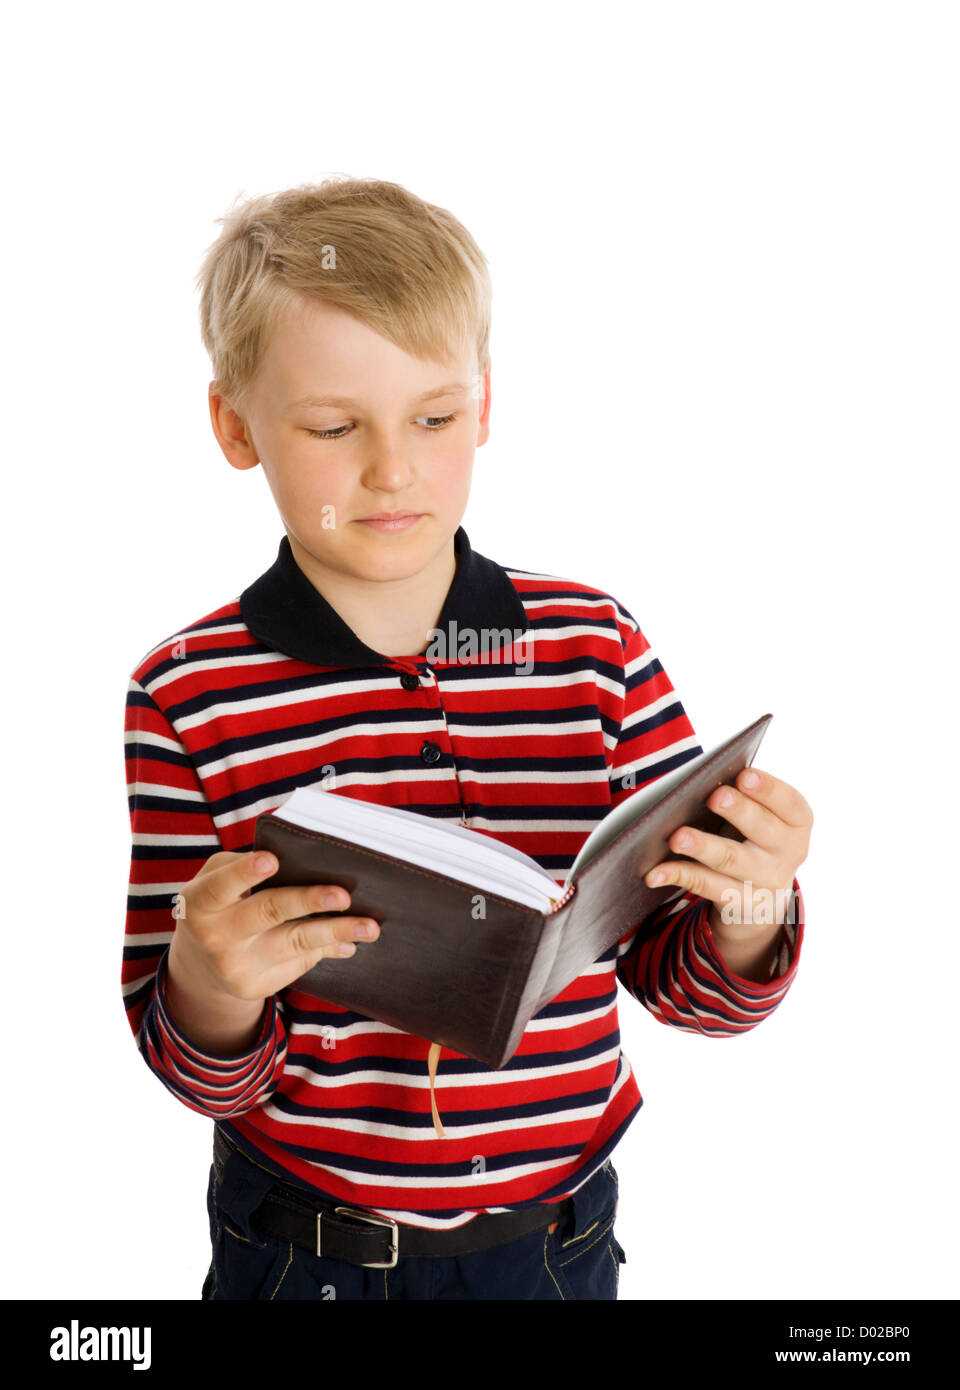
[2,0,957,1302]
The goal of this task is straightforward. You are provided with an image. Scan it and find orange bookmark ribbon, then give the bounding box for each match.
[427,1042,446,1138]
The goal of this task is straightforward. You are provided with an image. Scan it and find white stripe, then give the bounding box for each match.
[623,647,658,679]
[438,670,627,697]
[132,832,220,846]
[197,745,616,789]
[124,729,185,752]
[519,595,622,612]
[121,970,159,996]
[522,998,617,1033]
[211,769,643,830]
[502,568,573,584]
[444,717,610,740]
[460,812,604,834]
[127,781,206,803]
[210,775,457,829]
[620,689,689,729]
[613,737,701,781]
[197,718,452,778]
[437,766,609,785]
[292,987,616,1049]
[126,882,187,897]
[173,672,440,733]
[146,650,288,696]
[132,620,248,667]
[265,1095,608,1148]
[518,622,621,646]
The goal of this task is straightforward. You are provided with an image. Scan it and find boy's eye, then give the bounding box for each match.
[305,414,457,441]
[417,414,457,430]
[306,424,352,439]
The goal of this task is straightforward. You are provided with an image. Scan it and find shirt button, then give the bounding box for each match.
[420,741,442,764]
[400,672,421,691]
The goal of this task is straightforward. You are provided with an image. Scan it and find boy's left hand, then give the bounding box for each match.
[644,767,813,936]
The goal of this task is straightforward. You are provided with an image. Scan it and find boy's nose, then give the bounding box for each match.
[361,446,414,488]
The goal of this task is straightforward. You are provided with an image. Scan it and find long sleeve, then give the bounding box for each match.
[122,676,288,1116]
[608,621,805,1035]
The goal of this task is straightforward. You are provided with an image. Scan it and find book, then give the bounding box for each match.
[253,713,773,1091]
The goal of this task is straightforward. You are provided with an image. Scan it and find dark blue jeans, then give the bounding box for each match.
[201,1144,627,1300]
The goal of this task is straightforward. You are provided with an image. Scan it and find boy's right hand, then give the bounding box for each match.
[168,850,380,1008]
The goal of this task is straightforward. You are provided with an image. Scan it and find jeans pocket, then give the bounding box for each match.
[212,1212,296,1300]
[544,1161,623,1300]
[206,1156,297,1300]
[545,1207,619,1300]
[556,1203,617,1269]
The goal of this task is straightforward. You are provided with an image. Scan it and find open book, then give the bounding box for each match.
[253,714,772,1090]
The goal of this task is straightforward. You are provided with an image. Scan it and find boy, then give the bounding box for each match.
[122,178,812,1301]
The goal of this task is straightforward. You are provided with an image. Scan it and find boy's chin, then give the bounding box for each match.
[301,520,446,578]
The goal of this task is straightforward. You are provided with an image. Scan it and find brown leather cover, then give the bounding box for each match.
[253,714,772,1068]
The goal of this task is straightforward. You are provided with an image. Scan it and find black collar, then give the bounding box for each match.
[239,527,530,667]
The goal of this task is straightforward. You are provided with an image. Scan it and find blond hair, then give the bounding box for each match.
[195,177,492,416]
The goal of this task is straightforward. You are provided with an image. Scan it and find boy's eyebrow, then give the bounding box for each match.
[287,381,471,411]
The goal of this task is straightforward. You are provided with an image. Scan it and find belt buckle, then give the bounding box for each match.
[317,1206,399,1268]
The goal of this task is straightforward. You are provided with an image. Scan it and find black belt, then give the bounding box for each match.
[213,1126,575,1269]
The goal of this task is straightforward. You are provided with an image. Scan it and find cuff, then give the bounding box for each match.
[154,948,279,1065]
[696,876,805,995]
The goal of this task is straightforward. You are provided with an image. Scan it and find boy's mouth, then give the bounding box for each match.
[354,512,424,532]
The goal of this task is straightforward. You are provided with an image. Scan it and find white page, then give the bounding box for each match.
[275,786,561,913]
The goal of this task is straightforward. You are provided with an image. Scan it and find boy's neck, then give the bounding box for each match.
[287,531,458,659]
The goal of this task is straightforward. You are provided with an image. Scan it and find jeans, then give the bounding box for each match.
[200,1142,627,1300]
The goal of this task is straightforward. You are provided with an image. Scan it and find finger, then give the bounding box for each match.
[186,850,281,917]
[701,780,788,854]
[256,913,381,998]
[236,878,356,940]
[186,854,353,940]
[733,767,814,830]
[664,820,774,882]
[643,858,741,908]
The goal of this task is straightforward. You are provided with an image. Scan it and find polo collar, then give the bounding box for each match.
[239,527,530,668]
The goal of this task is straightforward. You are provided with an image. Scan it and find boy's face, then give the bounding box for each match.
[210,294,489,589]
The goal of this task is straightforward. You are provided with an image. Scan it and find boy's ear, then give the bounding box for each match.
[476,364,492,446]
[208,384,260,471]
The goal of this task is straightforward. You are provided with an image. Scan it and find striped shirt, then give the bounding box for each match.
[122,527,804,1229]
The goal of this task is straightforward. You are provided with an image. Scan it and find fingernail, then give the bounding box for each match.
[741,770,759,789]
[338,942,357,957]
[254,854,276,873]
[355,921,378,938]
[648,868,667,886]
